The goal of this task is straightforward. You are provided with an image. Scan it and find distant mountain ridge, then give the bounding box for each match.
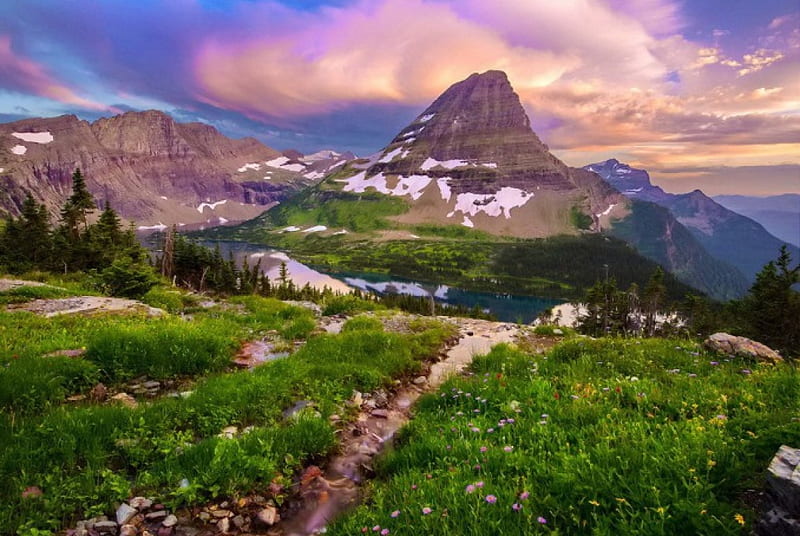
[713,194,800,247]
[223,70,749,300]
[585,159,799,281]
[0,111,345,228]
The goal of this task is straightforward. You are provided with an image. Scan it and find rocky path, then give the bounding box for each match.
[8,296,164,317]
[270,318,538,536]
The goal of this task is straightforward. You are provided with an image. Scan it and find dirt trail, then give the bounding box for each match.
[271,318,536,536]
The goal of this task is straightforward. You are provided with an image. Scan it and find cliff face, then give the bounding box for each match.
[0,111,332,227]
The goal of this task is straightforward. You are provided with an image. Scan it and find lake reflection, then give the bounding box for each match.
[205,241,564,323]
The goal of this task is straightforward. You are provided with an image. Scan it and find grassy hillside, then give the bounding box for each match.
[331,341,799,535]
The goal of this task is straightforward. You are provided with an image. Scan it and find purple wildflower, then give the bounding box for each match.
[537,516,548,524]
[485,495,497,504]
[422,507,432,515]
[390,510,400,518]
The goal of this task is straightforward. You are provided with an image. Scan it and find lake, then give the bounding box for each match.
[204,241,565,323]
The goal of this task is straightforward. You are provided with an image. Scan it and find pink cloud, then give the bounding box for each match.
[0,35,109,111]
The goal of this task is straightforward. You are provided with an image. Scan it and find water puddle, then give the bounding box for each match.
[233,340,291,369]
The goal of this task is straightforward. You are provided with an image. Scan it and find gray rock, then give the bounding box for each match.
[120,525,138,536]
[253,506,279,528]
[767,445,800,514]
[94,521,118,534]
[130,496,153,510]
[161,514,178,528]
[211,509,232,518]
[117,503,138,525]
[142,381,161,389]
[145,511,168,521]
[704,332,783,363]
[413,376,427,385]
[232,515,246,528]
[756,507,800,536]
[217,517,230,534]
[373,389,389,408]
[371,409,389,419]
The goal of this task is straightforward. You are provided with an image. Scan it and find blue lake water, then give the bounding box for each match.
[205,241,564,323]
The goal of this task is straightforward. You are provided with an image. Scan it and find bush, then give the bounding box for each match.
[141,287,185,313]
[99,257,158,298]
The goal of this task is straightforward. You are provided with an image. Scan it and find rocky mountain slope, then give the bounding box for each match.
[713,194,800,247]
[239,70,745,299]
[587,159,798,281]
[0,111,345,228]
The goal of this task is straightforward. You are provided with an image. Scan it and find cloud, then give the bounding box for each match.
[0,35,108,111]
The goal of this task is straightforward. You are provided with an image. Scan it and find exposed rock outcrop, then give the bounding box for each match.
[756,445,800,536]
[703,332,783,363]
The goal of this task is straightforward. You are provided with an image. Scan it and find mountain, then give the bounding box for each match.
[713,194,800,247]
[0,111,346,228]
[216,70,747,300]
[586,159,798,281]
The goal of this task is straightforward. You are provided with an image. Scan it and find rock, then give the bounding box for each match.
[767,445,800,514]
[44,349,86,358]
[74,529,89,536]
[373,389,389,408]
[232,515,246,529]
[142,381,161,390]
[116,503,138,525]
[120,525,138,536]
[218,426,238,439]
[553,328,564,336]
[252,506,279,528]
[161,514,178,528]
[130,497,153,510]
[363,399,377,411]
[217,517,230,534]
[90,383,108,401]
[197,512,211,523]
[66,394,87,402]
[329,414,341,422]
[351,391,363,407]
[111,393,138,408]
[371,409,389,419]
[704,332,783,363]
[94,521,118,534]
[211,509,232,518]
[157,527,173,536]
[413,376,427,386]
[145,511,168,522]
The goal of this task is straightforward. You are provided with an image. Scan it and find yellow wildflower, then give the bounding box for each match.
[734,513,745,525]
[589,500,600,506]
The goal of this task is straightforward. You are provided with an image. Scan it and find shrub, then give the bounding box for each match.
[99,257,158,298]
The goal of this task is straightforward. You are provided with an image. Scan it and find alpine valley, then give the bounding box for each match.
[2,70,796,302]
[204,70,769,301]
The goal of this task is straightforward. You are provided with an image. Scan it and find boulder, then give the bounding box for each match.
[756,445,800,535]
[116,503,138,525]
[111,393,138,409]
[252,506,279,528]
[703,332,783,363]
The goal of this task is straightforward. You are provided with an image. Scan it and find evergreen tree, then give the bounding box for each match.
[740,245,799,356]
[642,267,666,337]
[60,168,95,238]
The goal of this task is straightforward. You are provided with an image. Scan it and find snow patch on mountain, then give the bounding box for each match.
[12,131,53,144]
[238,162,261,172]
[437,178,452,202]
[137,222,167,231]
[303,225,327,233]
[419,113,436,123]
[197,199,228,213]
[596,203,617,217]
[337,171,432,201]
[451,187,532,219]
[266,156,306,172]
[421,157,471,171]
[10,145,27,155]
[461,216,474,228]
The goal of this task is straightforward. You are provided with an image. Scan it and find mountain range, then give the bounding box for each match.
[212,71,751,300]
[2,70,794,301]
[713,194,800,248]
[0,111,344,229]
[585,159,799,282]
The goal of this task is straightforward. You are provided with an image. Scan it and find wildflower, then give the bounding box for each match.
[715,414,728,420]
[465,484,476,494]
[507,418,515,424]
[615,386,621,393]
[512,503,522,511]
[570,394,579,400]
[390,510,400,518]
[470,427,480,433]
[629,376,639,382]
[473,464,482,471]
[487,428,495,433]
[503,446,513,453]
[688,373,697,378]
[361,528,369,534]
[422,507,432,515]
[485,495,497,504]
[411,484,418,490]
[734,513,745,526]
[476,481,484,488]
[741,369,752,375]
[480,446,488,453]
[554,392,560,399]
[381,530,390,536]
[589,500,600,506]
[372,525,381,532]
[541,414,549,419]
[710,361,719,366]
[537,516,547,524]
[519,491,529,500]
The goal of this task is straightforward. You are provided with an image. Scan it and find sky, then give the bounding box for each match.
[1,0,798,195]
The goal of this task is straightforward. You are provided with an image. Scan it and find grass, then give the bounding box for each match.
[329,339,800,535]
[0,296,317,415]
[0,304,454,535]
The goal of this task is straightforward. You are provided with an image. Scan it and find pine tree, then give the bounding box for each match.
[642,267,666,336]
[61,168,95,236]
